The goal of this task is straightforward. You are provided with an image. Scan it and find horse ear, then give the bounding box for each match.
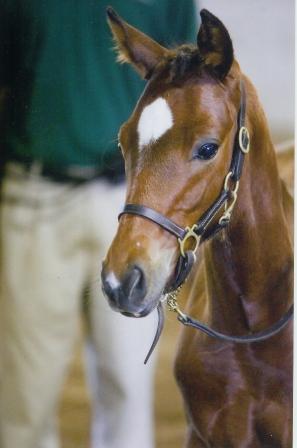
[106,6,168,79]
[197,9,234,80]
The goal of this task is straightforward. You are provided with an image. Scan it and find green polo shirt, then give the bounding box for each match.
[0,0,196,168]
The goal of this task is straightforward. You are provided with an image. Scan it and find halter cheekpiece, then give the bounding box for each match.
[118,80,293,358]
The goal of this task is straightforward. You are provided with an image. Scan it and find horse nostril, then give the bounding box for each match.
[101,265,147,314]
[122,265,146,302]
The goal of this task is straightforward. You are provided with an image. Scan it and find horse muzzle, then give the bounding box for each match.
[101,263,158,317]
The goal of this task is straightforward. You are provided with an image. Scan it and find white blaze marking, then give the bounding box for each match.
[137,97,173,149]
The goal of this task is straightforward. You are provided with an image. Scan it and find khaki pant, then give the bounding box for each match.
[0,165,156,448]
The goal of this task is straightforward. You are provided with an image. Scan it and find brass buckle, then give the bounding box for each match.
[178,224,201,258]
[239,126,250,154]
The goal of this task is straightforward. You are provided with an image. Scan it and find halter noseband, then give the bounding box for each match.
[118,80,293,357]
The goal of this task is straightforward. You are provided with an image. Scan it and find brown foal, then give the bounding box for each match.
[102,8,293,447]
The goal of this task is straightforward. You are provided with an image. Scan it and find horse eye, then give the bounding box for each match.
[192,142,219,160]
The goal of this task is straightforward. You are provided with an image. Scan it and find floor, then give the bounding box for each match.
[59,313,186,448]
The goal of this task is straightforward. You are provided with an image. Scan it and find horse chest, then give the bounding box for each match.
[175,332,292,447]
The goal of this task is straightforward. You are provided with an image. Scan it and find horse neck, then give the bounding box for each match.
[204,82,293,334]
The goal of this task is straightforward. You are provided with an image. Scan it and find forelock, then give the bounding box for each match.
[165,45,204,82]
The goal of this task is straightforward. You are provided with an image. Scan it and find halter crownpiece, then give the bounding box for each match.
[118,80,293,361]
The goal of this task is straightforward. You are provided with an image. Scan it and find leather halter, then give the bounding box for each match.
[118,80,293,351]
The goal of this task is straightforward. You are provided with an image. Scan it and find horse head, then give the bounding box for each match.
[102,7,244,317]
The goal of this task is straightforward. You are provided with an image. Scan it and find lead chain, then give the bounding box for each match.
[164,285,187,320]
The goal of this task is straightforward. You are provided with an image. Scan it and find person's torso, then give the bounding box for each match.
[2,0,196,168]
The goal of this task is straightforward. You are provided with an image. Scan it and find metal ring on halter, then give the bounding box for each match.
[178,224,201,258]
[223,171,240,194]
[239,126,250,153]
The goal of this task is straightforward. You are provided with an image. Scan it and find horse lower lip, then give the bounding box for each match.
[106,296,153,317]
[121,311,143,318]
[121,301,158,318]
[121,308,150,318]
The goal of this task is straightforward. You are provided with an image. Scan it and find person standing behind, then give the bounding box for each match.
[0,1,197,448]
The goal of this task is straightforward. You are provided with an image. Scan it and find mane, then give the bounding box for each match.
[156,44,205,83]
